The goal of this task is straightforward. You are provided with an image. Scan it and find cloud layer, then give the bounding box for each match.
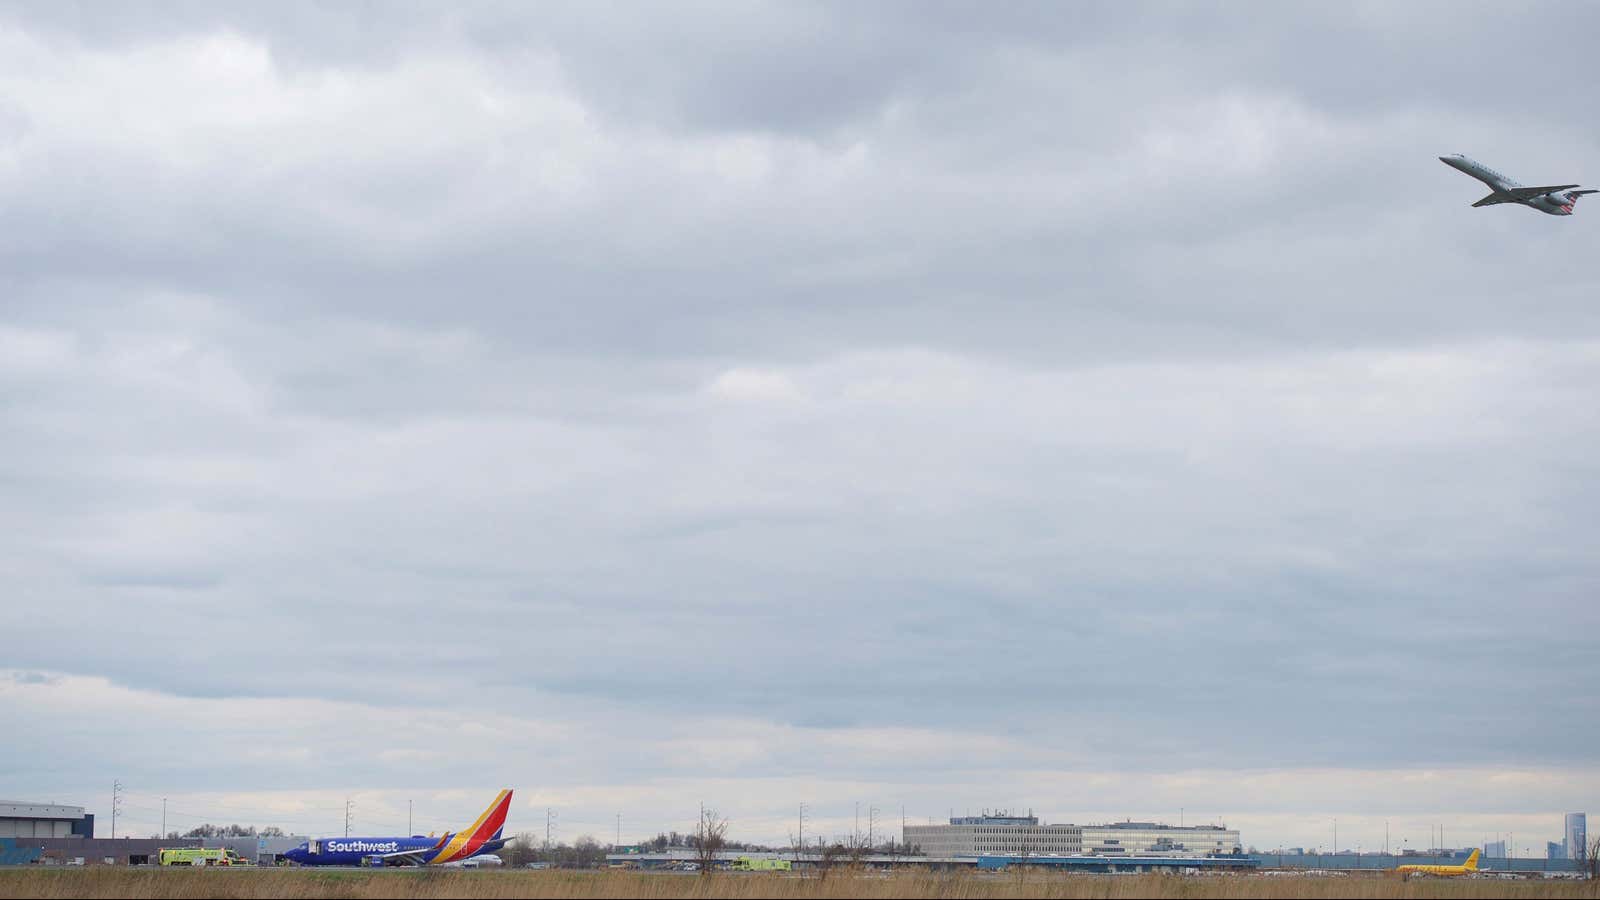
[2,1,1597,850]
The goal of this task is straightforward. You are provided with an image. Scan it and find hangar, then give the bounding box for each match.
[0,801,92,839]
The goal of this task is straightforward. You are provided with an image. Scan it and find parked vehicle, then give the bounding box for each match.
[159,847,252,866]
[731,857,792,872]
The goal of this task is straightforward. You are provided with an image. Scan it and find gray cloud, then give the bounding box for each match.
[1,0,1597,849]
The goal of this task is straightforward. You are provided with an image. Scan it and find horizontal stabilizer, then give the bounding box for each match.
[1501,184,1579,200]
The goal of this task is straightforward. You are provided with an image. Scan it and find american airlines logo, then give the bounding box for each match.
[326,840,401,853]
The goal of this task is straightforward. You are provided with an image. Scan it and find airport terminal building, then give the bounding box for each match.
[905,813,1240,858]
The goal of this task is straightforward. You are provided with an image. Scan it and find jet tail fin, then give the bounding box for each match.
[429,790,514,865]
[1464,848,1480,871]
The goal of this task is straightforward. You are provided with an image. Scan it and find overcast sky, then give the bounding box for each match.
[1,1,1596,852]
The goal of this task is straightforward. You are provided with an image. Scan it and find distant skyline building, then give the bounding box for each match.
[1484,840,1506,859]
[1566,813,1586,861]
[1548,841,1565,860]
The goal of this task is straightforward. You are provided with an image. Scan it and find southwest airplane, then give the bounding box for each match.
[1395,848,1481,877]
[283,790,513,867]
[1440,154,1594,215]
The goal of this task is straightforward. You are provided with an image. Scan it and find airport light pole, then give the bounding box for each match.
[162,798,166,840]
[345,799,353,838]
[111,780,123,839]
[797,804,807,857]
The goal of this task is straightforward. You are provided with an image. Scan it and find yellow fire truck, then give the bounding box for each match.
[730,856,792,872]
[158,847,252,866]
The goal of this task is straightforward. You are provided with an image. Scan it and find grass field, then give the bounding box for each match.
[1,869,1597,900]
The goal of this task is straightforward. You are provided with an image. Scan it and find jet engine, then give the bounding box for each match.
[1536,191,1577,215]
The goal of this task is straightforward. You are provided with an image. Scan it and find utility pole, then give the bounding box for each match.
[798,804,807,856]
[1334,818,1337,856]
[855,802,860,847]
[408,800,413,835]
[616,813,620,848]
[161,798,167,840]
[344,799,353,838]
[1385,819,1389,855]
[111,781,123,839]
[545,808,556,851]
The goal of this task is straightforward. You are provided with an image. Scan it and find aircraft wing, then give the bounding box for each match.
[1500,184,1579,200]
[374,848,435,866]
[1472,193,1515,207]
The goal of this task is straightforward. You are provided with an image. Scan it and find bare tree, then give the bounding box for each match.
[500,832,540,867]
[1586,834,1599,880]
[1011,826,1031,884]
[694,806,728,877]
[817,839,849,881]
[788,830,805,871]
[572,835,605,868]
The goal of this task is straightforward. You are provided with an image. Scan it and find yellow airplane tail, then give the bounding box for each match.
[1464,848,1480,871]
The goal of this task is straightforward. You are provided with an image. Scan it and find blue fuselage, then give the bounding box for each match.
[282,835,507,867]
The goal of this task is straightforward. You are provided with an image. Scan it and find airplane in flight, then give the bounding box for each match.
[1440,154,1594,215]
[1395,847,1481,878]
[282,789,513,867]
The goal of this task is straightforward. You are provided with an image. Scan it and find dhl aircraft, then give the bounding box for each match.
[283,790,513,867]
[1395,848,1481,877]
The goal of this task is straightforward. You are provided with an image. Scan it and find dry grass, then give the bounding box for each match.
[0,868,1596,900]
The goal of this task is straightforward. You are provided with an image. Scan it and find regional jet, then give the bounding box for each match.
[282,789,513,867]
[1440,154,1594,215]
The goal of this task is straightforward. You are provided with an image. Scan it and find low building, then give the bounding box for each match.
[14,837,198,866]
[1086,821,1239,856]
[904,813,1239,858]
